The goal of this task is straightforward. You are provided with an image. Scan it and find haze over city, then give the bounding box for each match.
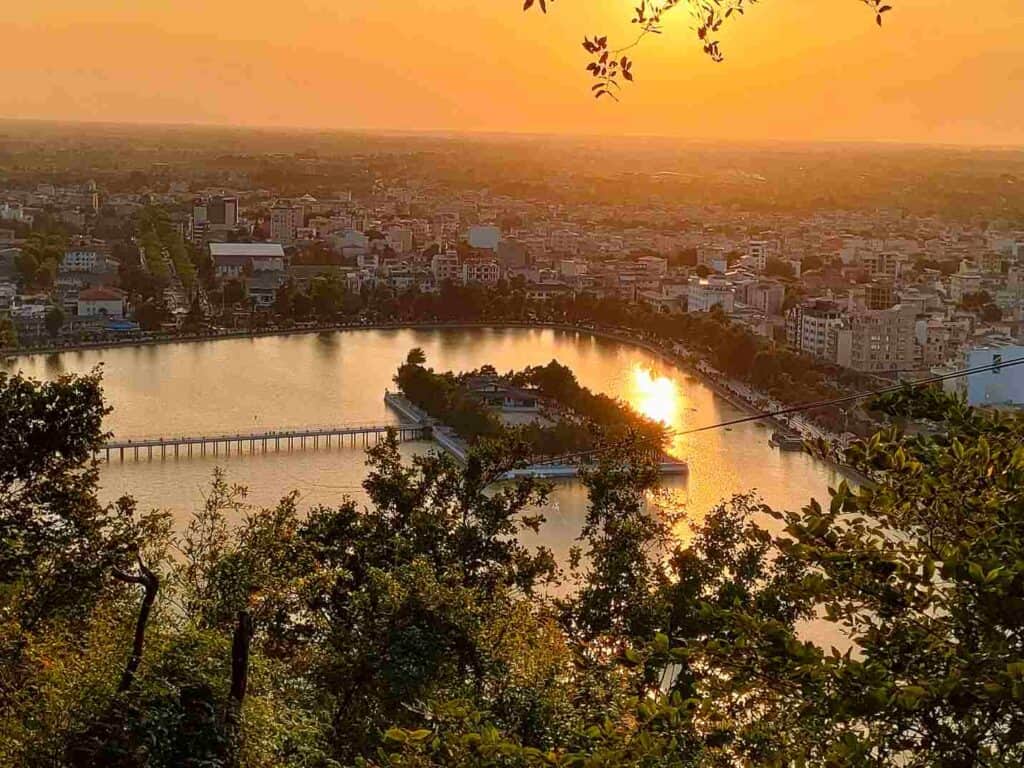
[5,0,1024,144]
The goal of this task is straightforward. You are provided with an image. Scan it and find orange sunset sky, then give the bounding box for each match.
[4,0,1023,145]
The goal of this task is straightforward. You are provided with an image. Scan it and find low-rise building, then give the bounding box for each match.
[744,281,786,316]
[77,286,127,318]
[688,277,736,313]
[209,243,286,278]
[246,271,287,308]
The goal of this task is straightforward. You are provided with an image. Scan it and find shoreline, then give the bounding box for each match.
[1,320,781,416]
[3,319,865,483]
[1,319,785,432]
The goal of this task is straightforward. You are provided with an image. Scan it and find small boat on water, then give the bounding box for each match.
[769,431,805,452]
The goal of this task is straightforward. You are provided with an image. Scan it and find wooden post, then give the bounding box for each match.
[112,559,159,693]
[229,610,253,707]
[225,609,254,758]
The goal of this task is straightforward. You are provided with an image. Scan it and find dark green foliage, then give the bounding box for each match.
[5,372,1024,768]
[0,370,128,624]
[44,306,66,338]
[394,359,504,443]
[870,383,969,423]
[397,354,667,457]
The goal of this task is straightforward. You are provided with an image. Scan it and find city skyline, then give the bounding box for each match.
[6,0,1024,146]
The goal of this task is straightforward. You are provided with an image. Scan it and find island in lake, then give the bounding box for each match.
[387,348,688,478]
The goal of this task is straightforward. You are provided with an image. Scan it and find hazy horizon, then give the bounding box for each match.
[3,117,1024,153]
[6,0,1024,146]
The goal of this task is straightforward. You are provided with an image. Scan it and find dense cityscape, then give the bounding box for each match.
[3,127,1024,429]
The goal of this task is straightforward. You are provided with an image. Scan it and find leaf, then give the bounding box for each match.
[653,632,669,654]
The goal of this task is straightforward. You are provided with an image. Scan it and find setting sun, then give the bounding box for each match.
[629,365,681,427]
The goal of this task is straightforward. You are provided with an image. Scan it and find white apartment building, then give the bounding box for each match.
[962,344,1024,406]
[748,240,772,272]
[915,317,963,368]
[463,260,500,286]
[950,270,983,303]
[786,300,845,360]
[0,202,32,223]
[431,251,461,284]
[357,251,380,271]
[833,305,918,373]
[61,250,101,272]
[862,251,907,282]
[687,278,736,313]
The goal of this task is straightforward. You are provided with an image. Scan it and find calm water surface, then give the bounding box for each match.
[4,327,841,568]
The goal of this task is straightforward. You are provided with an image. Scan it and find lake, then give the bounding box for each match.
[4,326,842,569]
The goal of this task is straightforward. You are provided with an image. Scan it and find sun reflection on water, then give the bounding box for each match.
[628,365,682,428]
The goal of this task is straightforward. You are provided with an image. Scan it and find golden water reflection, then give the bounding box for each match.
[628,365,683,428]
[625,365,697,540]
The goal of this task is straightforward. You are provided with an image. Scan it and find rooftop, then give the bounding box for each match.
[209,243,285,258]
[79,286,126,301]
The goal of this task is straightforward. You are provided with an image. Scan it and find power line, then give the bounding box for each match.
[670,354,1024,438]
[536,354,1024,465]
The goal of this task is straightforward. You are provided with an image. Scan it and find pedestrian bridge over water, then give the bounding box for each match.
[99,422,429,461]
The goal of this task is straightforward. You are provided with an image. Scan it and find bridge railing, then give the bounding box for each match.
[104,421,419,446]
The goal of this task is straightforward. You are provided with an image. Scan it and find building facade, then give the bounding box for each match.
[269,203,304,244]
[786,299,845,360]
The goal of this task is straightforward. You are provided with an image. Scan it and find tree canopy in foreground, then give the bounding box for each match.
[2,367,1023,767]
